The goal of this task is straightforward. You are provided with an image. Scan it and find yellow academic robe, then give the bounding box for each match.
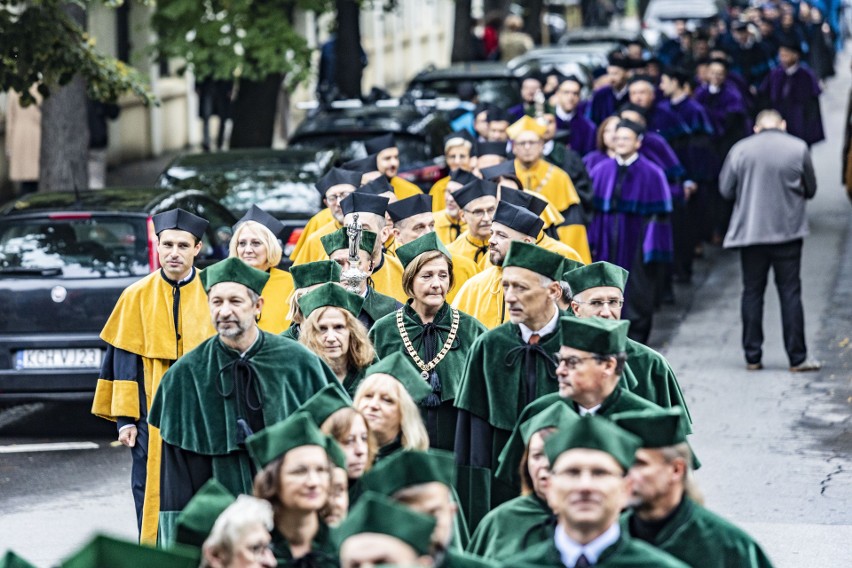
[429,176,450,212]
[447,230,490,272]
[451,265,505,329]
[384,236,399,257]
[370,253,408,302]
[434,209,467,245]
[391,176,424,199]
[290,219,342,266]
[258,268,294,334]
[289,208,334,262]
[447,252,478,304]
[536,234,585,263]
[91,269,216,544]
[515,159,591,264]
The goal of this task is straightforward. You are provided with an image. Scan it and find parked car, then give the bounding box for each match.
[158,148,335,260]
[558,27,651,51]
[0,188,236,403]
[642,0,724,46]
[288,104,451,191]
[506,49,595,98]
[405,62,523,110]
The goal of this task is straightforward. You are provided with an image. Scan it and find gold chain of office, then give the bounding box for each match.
[396,307,460,380]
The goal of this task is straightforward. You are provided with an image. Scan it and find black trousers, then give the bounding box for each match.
[739,239,807,366]
[624,258,663,344]
[130,418,149,533]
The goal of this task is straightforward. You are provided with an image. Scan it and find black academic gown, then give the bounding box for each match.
[270,522,338,568]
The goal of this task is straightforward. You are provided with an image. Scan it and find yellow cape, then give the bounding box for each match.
[447,230,491,272]
[289,208,334,261]
[429,176,451,212]
[290,219,342,266]
[390,176,424,200]
[434,209,467,245]
[258,267,294,334]
[451,265,505,329]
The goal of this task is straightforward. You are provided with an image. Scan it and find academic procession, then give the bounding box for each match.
[7,3,846,565]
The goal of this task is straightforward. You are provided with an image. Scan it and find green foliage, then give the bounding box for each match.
[151,0,336,89]
[0,1,155,106]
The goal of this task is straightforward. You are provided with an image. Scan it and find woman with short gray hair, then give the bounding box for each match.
[201,495,276,568]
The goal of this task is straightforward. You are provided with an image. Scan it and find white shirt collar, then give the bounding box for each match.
[614,153,639,167]
[543,139,555,155]
[785,63,799,76]
[708,84,720,94]
[519,306,559,343]
[614,85,628,100]
[554,522,621,566]
[578,404,602,416]
[670,93,688,105]
[555,105,575,122]
[239,327,261,358]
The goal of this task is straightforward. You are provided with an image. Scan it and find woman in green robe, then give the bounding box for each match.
[467,402,578,560]
[247,413,340,568]
[298,283,376,397]
[369,233,487,451]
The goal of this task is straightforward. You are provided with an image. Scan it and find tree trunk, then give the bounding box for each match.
[335,0,363,100]
[451,0,473,63]
[484,0,511,13]
[523,0,544,45]
[229,74,283,148]
[39,4,88,192]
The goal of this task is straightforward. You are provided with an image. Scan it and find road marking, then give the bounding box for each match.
[0,442,99,454]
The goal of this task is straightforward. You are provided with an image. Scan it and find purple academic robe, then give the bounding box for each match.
[759,65,825,146]
[660,97,716,182]
[694,82,751,170]
[555,112,598,156]
[588,155,673,272]
[587,86,628,125]
[639,132,685,200]
[645,102,689,144]
[584,150,610,173]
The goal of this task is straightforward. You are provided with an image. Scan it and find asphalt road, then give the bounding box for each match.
[2,60,851,568]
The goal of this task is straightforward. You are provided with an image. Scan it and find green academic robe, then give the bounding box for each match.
[625,339,693,431]
[369,302,486,452]
[359,287,402,329]
[441,550,499,568]
[467,494,554,560]
[506,529,689,567]
[281,324,300,341]
[342,365,370,398]
[270,522,338,568]
[148,331,335,544]
[622,498,775,568]
[453,317,564,531]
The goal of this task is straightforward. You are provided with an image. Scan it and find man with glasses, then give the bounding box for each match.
[564,262,691,424]
[509,116,589,264]
[446,178,499,271]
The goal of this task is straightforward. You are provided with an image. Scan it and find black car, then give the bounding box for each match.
[157,148,335,259]
[0,188,236,403]
[558,27,652,50]
[288,104,451,191]
[405,62,523,110]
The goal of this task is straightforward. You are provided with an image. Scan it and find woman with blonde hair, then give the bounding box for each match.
[298,283,376,396]
[229,205,294,333]
[369,233,486,451]
[353,353,431,462]
[246,413,340,567]
[282,260,342,341]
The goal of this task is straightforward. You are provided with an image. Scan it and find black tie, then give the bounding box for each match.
[613,164,629,211]
[575,554,591,568]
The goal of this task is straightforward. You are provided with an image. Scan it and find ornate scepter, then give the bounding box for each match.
[341,213,367,293]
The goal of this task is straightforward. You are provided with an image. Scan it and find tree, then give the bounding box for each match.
[0,1,154,191]
[335,0,363,99]
[451,0,473,63]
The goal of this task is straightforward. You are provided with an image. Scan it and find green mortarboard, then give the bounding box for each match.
[564,262,629,295]
[290,260,342,290]
[544,415,641,472]
[298,383,354,427]
[335,492,436,556]
[59,535,198,568]
[395,232,451,269]
[503,240,565,281]
[200,257,270,295]
[495,400,579,486]
[326,436,348,470]
[0,551,37,568]
[559,316,628,355]
[298,282,365,320]
[365,352,431,404]
[561,258,585,281]
[611,407,689,449]
[359,449,455,497]
[175,479,236,549]
[320,227,377,256]
[245,412,329,470]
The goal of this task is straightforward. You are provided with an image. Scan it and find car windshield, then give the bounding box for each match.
[409,78,520,109]
[0,216,149,278]
[289,134,432,168]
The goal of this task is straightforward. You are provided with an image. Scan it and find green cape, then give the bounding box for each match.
[466,494,553,560]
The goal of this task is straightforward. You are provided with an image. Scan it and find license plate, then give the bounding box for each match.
[15,348,103,370]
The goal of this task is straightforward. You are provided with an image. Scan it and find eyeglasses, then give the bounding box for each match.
[574,298,624,309]
[552,355,602,369]
[244,541,274,559]
[464,206,497,218]
[325,193,351,204]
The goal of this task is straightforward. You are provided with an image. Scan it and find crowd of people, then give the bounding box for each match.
[2,3,836,567]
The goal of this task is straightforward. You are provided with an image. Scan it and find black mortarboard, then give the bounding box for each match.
[316,167,362,197]
[444,130,475,147]
[152,208,208,239]
[707,57,729,69]
[618,102,648,118]
[357,176,394,196]
[607,52,631,68]
[616,119,646,137]
[662,66,692,87]
[731,19,749,31]
[236,204,284,238]
[453,179,498,209]
[475,141,508,158]
[559,74,584,87]
[493,201,544,237]
[480,160,516,181]
[364,133,396,154]
[628,74,656,87]
[386,194,433,223]
[341,154,378,173]
[340,192,390,217]
[500,186,547,216]
[778,37,803,54]
[449,169,480,185]
[486,107,512,123]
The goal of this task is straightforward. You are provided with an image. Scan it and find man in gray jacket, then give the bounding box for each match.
[720,109,820,372]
